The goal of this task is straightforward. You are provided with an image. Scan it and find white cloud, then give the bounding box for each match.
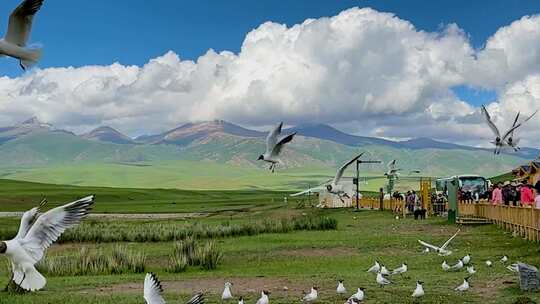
[0,7,539,147]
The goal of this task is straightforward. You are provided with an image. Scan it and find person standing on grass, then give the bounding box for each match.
[492,183,503,205]
[520,183,534,207]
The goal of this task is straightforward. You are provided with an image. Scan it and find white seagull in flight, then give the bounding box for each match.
[0,195,94,291]
[143,272,205,304]
[258,122,296,172]
[0,0,44,70]
[418,229,460,256]
[326,153,364,201]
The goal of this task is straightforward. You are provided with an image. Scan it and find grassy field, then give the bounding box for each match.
[0,181,539,303]
[0,160,414,192]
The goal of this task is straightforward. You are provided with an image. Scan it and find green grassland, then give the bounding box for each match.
[0,179,539,304]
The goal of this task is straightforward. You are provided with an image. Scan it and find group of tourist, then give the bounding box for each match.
[488,180,540,208]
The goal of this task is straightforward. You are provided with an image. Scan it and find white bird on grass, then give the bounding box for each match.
[222,282,233,300]
[380,265,390,276]
[256,290,270,304]
[442,261,450,271]
[466,266,476,275]
[367,260,381,273]
[337,280,347,294]
[144,273,204,304]
[350,287,365,301]
[344,298,360,304]
[257,122,296,172]
[237,297,244,304]
[454,277,470,292]
[422,248,430,254]
[500,255,508,263]
[392,263,408,276]
[418,229,460,256]
[376,272,392,287]
[412,281,424,298]
[302,287,318,302]
[451,259,464,271]
[0,195,94,291]
[325,153,365,202]
[462,254,471,265]
[0,0,44,70]
[485,260,493,267]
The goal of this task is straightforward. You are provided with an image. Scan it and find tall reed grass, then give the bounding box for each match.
[166,237,223,272]
[52,216,337,243]
[37,245,146,276]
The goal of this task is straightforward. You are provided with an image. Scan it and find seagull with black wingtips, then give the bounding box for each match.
[257,122,296,173]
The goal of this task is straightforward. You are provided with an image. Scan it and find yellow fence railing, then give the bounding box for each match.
[358,198,401,212]
[458,203,540,242]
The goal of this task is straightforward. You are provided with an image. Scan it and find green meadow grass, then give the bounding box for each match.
[0,206,539,304]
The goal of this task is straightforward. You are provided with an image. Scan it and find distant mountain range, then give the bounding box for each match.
[0,117,535,178]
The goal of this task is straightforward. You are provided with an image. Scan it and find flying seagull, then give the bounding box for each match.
[384,159,400,179]
[326,152,364,201]
[302,287,318,303]
[337,280,347,294]
[258,122,296,172]
[290,186,325,197]
[481,105,537,154]
[0,195,94,291]
[412,281,424,298]
[222,282,233,300]
[144,273,204,304]
[506,110,538,151]
[0,0,44,70]
[418,229,460,256]
[256,290,270,304]
[3,198,46,290]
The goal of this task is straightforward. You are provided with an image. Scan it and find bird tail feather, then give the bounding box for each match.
[20,48,42,70]
[13,265,46,291]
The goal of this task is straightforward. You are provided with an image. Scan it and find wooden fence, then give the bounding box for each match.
[459,203,540,242]
[358,198,401,211]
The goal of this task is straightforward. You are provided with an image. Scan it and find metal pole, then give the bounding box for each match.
[356,160,360,210]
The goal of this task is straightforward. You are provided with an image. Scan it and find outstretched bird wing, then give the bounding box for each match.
[20,195,94,262]
[440,229,460,250]
[14,198,46,240]
[5,0,44,47]
[270,132,296,157]
[290,186,325,197]
[481,105,500,138]
[418,240,440,251]
[333,153,364,185]
[265,122,283,154]
[144,273,166,304]
[186,292,205,304]
[501,110,538,141]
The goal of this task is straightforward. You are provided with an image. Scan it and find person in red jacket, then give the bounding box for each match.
[520,183,534,206]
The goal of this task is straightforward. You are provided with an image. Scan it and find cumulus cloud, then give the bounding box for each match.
[0,7,539,146]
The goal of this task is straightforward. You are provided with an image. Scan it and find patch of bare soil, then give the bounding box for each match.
[471,276,517,299]
[88,277,312,296]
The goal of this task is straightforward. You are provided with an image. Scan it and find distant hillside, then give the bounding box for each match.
[83,126,135,145]
[0,117,534,189]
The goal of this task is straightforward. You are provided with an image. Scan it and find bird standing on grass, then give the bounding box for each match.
[442,261,450,271]
[451,259,464,271]
[0,0,45,70]
[454,277,470,292]
[412,281,424,298]
[350,287,365,301]
[367,261,381,273]
[462,254,471,265]
[222,282,233,300]
[380,265,390,276]
[337,280,347,294]
[302,287,318,302]
[376,272,392,287]
[485,260,493,267]
[238,297,244,304]
[0,195,94,291]
[392,263,408,276]
[466,266,476,275]
[500,255,508,263]
[256,290,270,304]
[258,122,296,173]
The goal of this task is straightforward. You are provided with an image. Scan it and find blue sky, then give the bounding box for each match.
[0,0,539,145]
[2,0,537,105]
